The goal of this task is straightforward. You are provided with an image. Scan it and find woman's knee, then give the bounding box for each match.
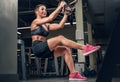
[64,47,72,55]
[47,35,65,47]
[57,35,65,40]
[57,35,67,44]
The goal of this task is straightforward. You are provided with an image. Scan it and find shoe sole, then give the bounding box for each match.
[83,46,101,56]
[69,78,87,81]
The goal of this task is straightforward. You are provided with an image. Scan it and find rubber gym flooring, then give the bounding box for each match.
[20,77,120,82]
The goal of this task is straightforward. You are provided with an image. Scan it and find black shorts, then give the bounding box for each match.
[32,40,54,58]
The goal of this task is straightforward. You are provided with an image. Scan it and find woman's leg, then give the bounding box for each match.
[53,46,87,80]
[47,35,85,51]
[53,46,76,74]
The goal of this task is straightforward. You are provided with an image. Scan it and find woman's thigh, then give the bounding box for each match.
[53,46,71,57]
[47,35,65,51]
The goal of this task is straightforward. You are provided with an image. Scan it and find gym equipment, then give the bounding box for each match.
[95,0,120,82]
[67,0,78,26]
[89,70,96,77]
[18,39,27,80]
[83,70,90,77]
[83,69,96,77]
[61,0,78,25]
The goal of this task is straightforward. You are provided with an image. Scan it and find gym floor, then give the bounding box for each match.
[20,77,120,82]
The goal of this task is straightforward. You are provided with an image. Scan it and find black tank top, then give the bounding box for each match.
[31,25,49,37]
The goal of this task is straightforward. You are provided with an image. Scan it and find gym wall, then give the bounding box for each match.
[0,0,18,82]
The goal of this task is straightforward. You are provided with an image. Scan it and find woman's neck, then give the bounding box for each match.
[36,14,45,19]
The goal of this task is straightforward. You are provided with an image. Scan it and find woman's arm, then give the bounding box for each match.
[48,6,71,31]
[49,1,66,21]
[35,1,66,25]
[48,14,68,31]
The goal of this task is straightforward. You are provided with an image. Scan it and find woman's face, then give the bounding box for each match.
[37,5,47,17]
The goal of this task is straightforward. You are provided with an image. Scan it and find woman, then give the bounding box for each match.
[30,1,100,80]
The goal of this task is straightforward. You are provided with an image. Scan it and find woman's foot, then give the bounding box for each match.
[69,71,87,80]
[82,44,101,56]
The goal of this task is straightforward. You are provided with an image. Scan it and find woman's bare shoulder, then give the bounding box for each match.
[30,19,38,30]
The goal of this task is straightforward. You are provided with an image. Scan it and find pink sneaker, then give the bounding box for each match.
[69,71,87,80]
[82,44,101,56]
